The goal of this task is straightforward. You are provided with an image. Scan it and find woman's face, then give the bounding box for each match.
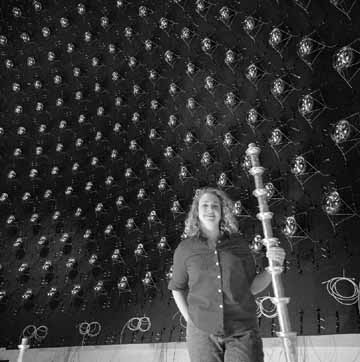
[198,192,222,231]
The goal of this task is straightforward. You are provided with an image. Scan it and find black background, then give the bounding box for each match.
[0,0,360,349]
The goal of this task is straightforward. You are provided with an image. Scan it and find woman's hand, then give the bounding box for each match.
[266,246,286,266]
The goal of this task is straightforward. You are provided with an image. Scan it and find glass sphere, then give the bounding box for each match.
[75,91,83,100]
[108,43,116,54]
[128,56,137,68]
[206,114,215,127]
[169,83,178,96]
[73,67,80,77]
[298,38,312,57]
[77,3,86,15]
[168,114,177,127]
[100,16,109,28]
[20,32,30,43]
[269,128,282,146]
[332,119,351,144]
[164,146,174,158]
[291,156,306,175]
[84,31,92,42]
[225,50,235,65]
[333,46,353,70]
[54,75,62,85]
[27,56,35,67]
[269,28,282,47]
[181,27,190,40]
[0,35,7,46]
[56,98,63,107]
[5,59,14,68]
[12,7,22,18]
[124,26,133,39]
[34,80,42,89]
[12,83,20,92]
[111,71,119,81]
[204,76,215,91]
[150,99,159,110]
[42,27,51,38]
[271,78,285,96]
[246,64,258,81]
[164,50,174,63]
[283,216,297,236]
[187,97,196,109]
[144,39,153,51]
[246,108,258,125]
[91,57,99,67]
[15,105,23,114]
[201,152,211,167]
[224,92,236,107]
[36,102,44,111]
[323,189,341,215]
[243,16,255,32]
[47,51,55,61]
[184,131,194,145]
[196,0,206,12]
[33,1,42,12]
[115,96,123,107]
[139,5,148,17]
[265,182,275,199]
[159,17,168,30]
[201,38,212,52]
[97,106,105,116]
[186,62,196,75]
[219,6,231,20]
[298,94,314,116]
[158,178,167,191]
[67,43,75,53]
[60,17,70,28]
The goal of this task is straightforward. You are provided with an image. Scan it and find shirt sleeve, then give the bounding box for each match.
[241,240,257,283]
[233,233,258,283]
[168,243,189,291]
[246,252,257,282]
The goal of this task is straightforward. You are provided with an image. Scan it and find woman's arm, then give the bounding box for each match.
[250,270,272,295]
[172,290,190,322]
[250,246,286,295]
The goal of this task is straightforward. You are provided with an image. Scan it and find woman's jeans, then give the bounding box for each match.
[186,320,264,362]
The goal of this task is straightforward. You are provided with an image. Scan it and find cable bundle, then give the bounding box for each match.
[256,296,278,318]
[119,316,151,344]
[322,276,359,305]
[78,321,102,337]
[21,325,48,342]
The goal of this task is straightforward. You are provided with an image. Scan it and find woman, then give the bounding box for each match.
[168,187,286,362]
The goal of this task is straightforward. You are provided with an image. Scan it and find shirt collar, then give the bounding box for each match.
[198,230,230,243]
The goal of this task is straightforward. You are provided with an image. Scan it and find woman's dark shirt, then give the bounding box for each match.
[168,232,259,337]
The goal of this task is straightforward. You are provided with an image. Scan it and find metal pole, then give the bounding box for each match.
[246,143,297,362]
[17,337,29,362]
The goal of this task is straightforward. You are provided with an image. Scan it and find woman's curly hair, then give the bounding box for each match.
[184,187,239,238]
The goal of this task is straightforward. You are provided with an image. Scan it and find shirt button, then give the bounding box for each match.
[218,289,221,293]
[215,262,219,266]
[214,250,217,255]
[217,240,221,244]
[217,275,221,279]
[219,304,223,309]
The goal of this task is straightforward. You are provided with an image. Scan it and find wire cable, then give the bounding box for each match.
[78,321,101,337]
[322,276,359,305]
[256,296,278,318]
[21,325,48,342]
[171,311,187,328]
[119,316,151,344]
[78,321,101,346]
